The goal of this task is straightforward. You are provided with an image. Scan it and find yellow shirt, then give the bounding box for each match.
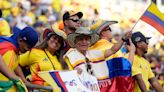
[0,19,11,36]
[27,12,36,25]
[0,50,18,92]
[125,54,155,92]
[52,0,61,12]
[38,15,48,24]
[0,50,18,81]
[89,39,123,60]
[158,80,164,89]
[1,0,12,17]
[19,48,62,85]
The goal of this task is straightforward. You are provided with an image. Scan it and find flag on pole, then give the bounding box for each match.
[140,2,164,35]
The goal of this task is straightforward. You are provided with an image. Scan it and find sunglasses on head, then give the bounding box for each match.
[68,19,80,22]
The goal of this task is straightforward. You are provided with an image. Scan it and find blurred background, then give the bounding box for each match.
[0,0,164,89]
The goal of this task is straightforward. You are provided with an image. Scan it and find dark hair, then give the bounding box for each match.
[36,33,64,58]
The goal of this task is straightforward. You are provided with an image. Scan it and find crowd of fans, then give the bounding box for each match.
[0,0,164,92]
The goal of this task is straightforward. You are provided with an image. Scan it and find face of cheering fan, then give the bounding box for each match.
[47,34,63,52]
[75,34,91,52]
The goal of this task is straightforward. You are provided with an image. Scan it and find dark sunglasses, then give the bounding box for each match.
[68,19,80,22]
[85,58,94,75]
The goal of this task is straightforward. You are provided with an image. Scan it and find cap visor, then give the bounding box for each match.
[76,12,83,19]
[108,21,118,25]
[146,37,151,39]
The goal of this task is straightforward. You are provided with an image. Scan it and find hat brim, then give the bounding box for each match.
[67,33,99,47]
[72,12,83,19]
[97,21,118,34]
[51,26,67,40]
[146,37,151,39]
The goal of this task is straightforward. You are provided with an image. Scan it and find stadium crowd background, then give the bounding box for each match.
[0,0,164,90]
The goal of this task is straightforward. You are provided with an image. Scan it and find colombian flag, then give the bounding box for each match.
[141,2,164,35]
[38,70,100,92]
[38,71,64,92]
[107,57,134,92]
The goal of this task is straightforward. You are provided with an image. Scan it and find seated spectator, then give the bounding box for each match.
[0,26,38,92]
[19,27,67,86]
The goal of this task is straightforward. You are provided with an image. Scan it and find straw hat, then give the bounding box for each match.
[40,26,67,42]
[51,25,67,40]
[90,19,118,34]
[67,27,99,47]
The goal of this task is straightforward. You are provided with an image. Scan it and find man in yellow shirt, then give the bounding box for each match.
[130,32,164,92]
[0,26,38,91]
[89,20,123,60]
[0,9,11,36]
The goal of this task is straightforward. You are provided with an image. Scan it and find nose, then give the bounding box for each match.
[76,21,81,25]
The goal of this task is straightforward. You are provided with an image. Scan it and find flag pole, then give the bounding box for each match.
[130,2,152,32]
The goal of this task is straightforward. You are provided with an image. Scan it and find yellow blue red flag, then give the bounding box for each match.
[141,2,164,35]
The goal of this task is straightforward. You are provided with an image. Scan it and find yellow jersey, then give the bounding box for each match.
[125,54,155,92]
[89,39,123,60]
[0,19,11,36]
[19,48,63,85]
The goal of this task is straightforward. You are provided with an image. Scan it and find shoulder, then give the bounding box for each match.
[87,50,104,59]
[64,48,77,57]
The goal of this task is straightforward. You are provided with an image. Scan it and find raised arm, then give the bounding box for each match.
[105,31,132,58]
[126,39,136,64]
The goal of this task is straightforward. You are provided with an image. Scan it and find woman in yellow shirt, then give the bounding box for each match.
[19,27,67,85]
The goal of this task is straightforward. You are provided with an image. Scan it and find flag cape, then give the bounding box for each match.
[107,57,134,92]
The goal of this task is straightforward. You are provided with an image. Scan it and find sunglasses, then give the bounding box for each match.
[68,19,80,22]
[85,58,94,75]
